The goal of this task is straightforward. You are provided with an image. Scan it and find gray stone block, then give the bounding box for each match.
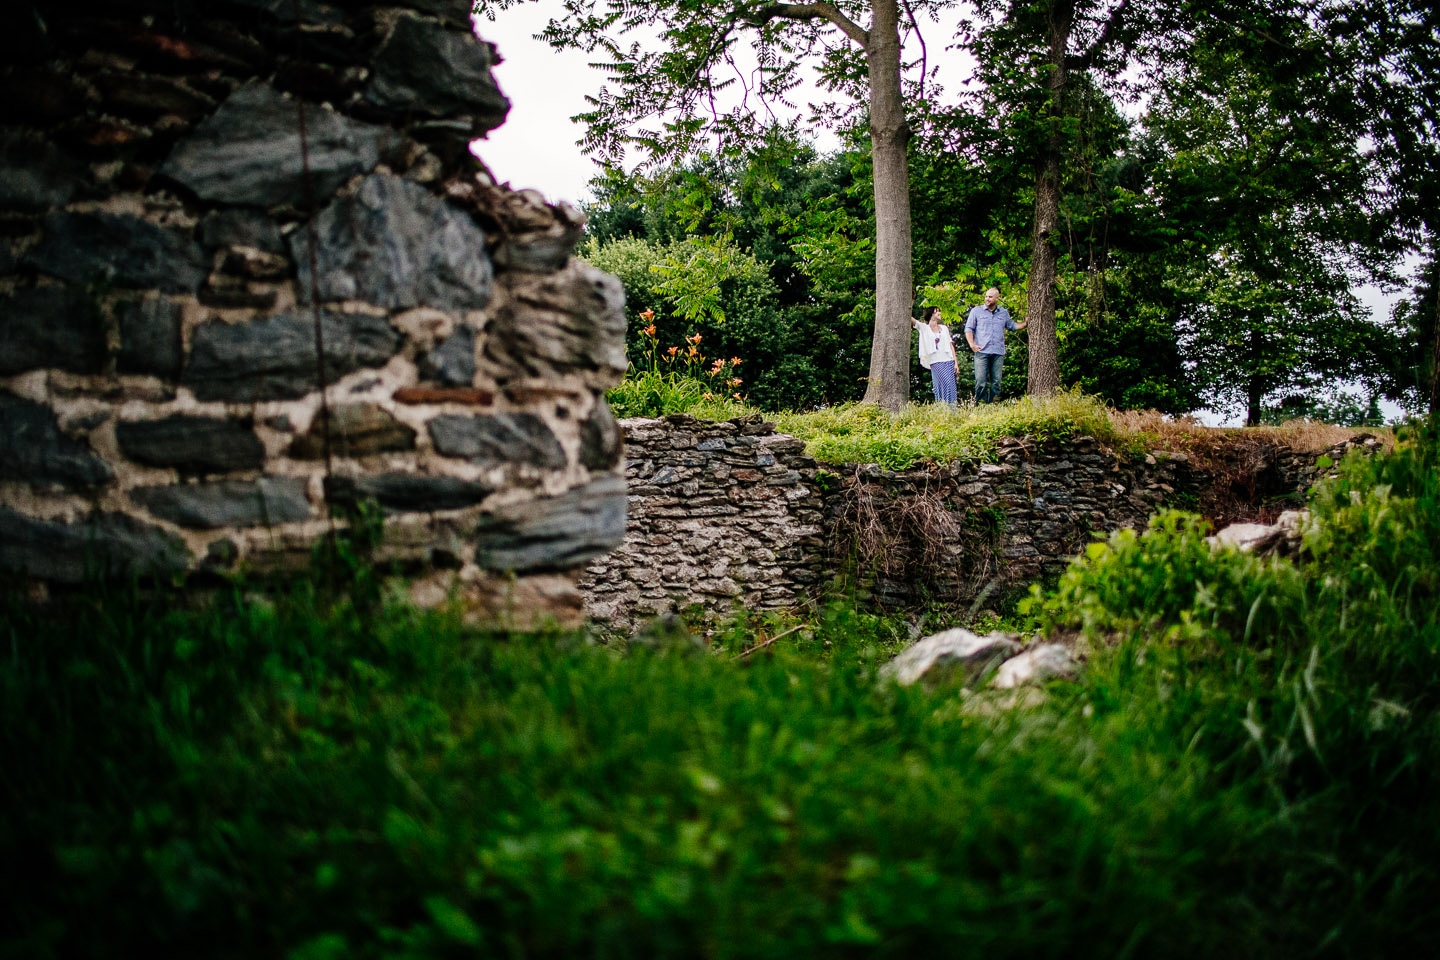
[579,400,623,471]
[0,393,113,490]
[475,474,626,572]
[289,403,416,459]
[116,296,184,379]
[115,415,266,476]
[161,82,390,207]
[0,507,190,584]
[0,285,106,375]
[131,477,312,528]
[184,311,402,402]
[366,15,509,131]
[429,412,565,469]
[418,324,476,386]
[327,472,494,513]
[199,208,285,254]
[292,173,492,311]
[24,212,206,294]
[0,130,86,212]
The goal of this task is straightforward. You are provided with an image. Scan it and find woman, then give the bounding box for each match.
[912,306,958,406]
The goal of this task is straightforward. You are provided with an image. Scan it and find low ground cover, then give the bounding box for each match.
[3,421,1437,956]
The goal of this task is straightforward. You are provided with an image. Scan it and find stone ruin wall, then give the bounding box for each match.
[582,417,1380,629]
[0,1,628,626]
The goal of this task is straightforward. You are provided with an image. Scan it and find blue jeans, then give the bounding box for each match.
[929,360,957,405]
[974,353,1004,403]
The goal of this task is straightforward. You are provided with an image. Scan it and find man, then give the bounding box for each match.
[964,287,1026,404]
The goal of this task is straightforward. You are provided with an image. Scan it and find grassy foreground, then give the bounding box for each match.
[3,422,1438,957]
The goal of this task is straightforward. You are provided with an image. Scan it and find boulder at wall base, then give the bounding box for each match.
[184,311,403,402]
[366,15,509,129]
[23,211,206,294]
[429,412,566,470]
[0,393,113,490]
[115,415,266,476]
[880,628,1023,686]
[0,284,107,376]
[325,473,495,513]
[130,477,312,529]
[292,173,492,312]
[159,82,391,207]
[0,507,191,584]
[474,474,627,573]
[992,643,1078,690]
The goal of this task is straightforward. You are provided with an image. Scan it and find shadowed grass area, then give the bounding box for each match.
[3,422,1436,958]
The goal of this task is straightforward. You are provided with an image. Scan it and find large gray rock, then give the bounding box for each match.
[130,477,312,528]
[366,15,509,131]
[880,628,1023,686]
[0,393,113,490]
[116,296,184,379]
[489,260,627,380]
[474,474,627,572]
[184,310,402,402]
[429,412,566,470]
[115,415,266,476]
[161,82,390,207]
[992,643,1078,689]
[327,472,494,513]
[0,507,191,584]
[418,324,475,387]
[24,212,206,294]
[292,173,492,311]
[0,285,107,375]
[0,130,86,212]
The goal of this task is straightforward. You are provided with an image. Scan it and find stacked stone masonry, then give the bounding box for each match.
[582,417,1379,629]
[0,1,627,625]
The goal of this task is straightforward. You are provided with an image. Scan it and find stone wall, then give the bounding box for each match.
[579,414,827,628]
[581,417,1378,627]
[0,1,627,625]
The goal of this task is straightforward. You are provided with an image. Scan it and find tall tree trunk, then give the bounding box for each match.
[860,0,914,413]
[1025,0,1074,397]
[1430,275,1440,416]
[1246,327,1264,426]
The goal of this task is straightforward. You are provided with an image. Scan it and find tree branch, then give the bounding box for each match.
[1065,0,1129,72]
[745,2,869,50]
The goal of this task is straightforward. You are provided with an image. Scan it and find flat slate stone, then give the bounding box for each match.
[0,393,113,490]
[417,324,475,387]
[0,285,107,376]
[474,474,627,572]
[24,211,206,294]
[131,477,311,528]
[0,507,191,584]
[429,412,566,470]
[327,472,494,513]
[292,173,491,311]
[289,403,416,459]
[366,15,509,131]
[580,400,623,471]
[0,130,87,212]
[490,261,627,379]
[199,208,285,254]
[184,310,402,402]
[160,82,390,207]
[116,296,184,379]
[115,415,266,476]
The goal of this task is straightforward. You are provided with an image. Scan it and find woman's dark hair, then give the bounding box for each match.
[921,306,940,323]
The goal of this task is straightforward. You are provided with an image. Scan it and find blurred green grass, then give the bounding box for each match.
[3,420,1438,958]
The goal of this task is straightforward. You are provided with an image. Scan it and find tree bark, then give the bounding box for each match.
[1024,0,1074,397]
[859,0,914,412]
[1430,273,1440,416]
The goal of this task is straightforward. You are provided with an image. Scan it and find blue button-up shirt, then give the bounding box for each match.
[965,304,1018,356]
